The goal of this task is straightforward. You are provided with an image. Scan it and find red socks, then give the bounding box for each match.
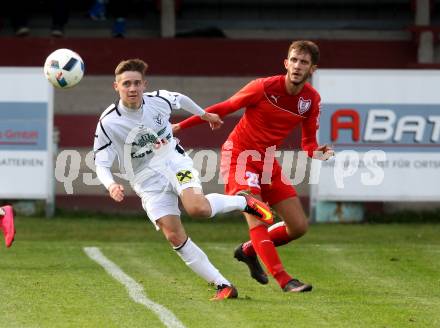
[249,225,292,288]
[243,222,293,257]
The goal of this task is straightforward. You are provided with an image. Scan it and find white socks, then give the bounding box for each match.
[205,193,246,218]
[174,237,230,287]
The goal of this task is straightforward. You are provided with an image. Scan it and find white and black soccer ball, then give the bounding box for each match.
[44,48,84,88]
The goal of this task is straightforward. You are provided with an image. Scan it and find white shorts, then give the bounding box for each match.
[133,150,202,229]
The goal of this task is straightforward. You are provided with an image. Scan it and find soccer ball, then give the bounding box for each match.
[44,48,84,88]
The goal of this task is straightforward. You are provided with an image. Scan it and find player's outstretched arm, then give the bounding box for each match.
[200,112,224,130]
[312,144,335,161]
[173,113,223,134]
[172,123,181,134]
[177,100,240,131]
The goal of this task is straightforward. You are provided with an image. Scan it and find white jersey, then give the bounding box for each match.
[93,90,196,189]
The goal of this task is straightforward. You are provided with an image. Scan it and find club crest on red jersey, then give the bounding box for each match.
[298,97,311,115]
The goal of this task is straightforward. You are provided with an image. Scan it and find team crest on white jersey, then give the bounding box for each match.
[153,114,163,126]
[298,97,311,115]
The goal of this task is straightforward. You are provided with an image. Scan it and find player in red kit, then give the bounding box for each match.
[0,205,15,248]
[174,41,334,293]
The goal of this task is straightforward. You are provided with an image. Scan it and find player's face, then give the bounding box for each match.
[114,71,147,109]
[284,49,316,86]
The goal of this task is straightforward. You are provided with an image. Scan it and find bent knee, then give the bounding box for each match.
[185,203,211,218]
[295,219,309,237]
[164,231,186,246]
[286,219,309,239]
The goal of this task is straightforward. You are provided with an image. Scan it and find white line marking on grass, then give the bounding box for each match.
[84,247,186,328]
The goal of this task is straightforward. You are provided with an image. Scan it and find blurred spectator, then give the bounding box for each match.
[88,0,127,38]
[89,0,107,21]
[10,0,69,37]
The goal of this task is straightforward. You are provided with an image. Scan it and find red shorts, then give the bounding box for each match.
[220,144,297,206]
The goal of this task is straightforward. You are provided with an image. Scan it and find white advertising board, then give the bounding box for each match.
[312,69,440,202]
[0,68,54,208]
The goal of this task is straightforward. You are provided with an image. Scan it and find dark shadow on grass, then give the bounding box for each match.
[366,209,440,224]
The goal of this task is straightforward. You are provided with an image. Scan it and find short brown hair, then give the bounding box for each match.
[287,41,320,65]
[114,58,148,77]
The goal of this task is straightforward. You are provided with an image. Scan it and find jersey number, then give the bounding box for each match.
[245,171,260,188]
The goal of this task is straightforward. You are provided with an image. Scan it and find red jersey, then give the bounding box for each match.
[180,75,321,155]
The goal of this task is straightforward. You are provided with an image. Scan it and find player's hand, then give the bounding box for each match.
[172,123,181,134]
[108,183,125,202]
[313,144,335,161]
[201,112,224,130]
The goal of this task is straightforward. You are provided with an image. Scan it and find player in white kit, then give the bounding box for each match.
[93,59,273,300]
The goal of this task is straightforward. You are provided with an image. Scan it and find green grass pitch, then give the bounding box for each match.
[1,215,439,328]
